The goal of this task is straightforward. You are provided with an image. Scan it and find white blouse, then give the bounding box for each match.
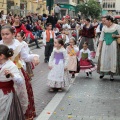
[100,24,120,41]
[78,48,91,61]
[0,60,23,86]
[42,31,56,45]
[0,39,39,62]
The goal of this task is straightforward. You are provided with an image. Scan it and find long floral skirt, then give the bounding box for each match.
[8,93,25,120]
[26,62,34,78]
[48,60,70,88]
[97,42,120,75]
[79,59,96,72]
[21,68,36,120]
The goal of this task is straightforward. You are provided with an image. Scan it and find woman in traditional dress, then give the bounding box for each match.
[0,25,40,120]
[16,31,34,77]
[79,18,95,52]
[0,45,25,120]
[97,16,120,81]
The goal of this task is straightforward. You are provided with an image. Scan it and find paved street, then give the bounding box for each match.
[30,45,57,116]
[49,73,120,120]
[31,45,120,120]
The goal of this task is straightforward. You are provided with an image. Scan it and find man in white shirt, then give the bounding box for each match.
[43,23,56,63]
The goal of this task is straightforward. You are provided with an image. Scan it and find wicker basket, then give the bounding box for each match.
[117,38,120,44]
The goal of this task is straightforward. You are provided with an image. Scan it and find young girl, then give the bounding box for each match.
[56,28,69,48]
[0,25,40,120]
[78,42,96,77]
[16,31,34,77]
[0,45,25,119]
[67,37,79,78]
[48,38,70,92]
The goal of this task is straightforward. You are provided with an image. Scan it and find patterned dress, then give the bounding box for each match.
[0,60,25,120]
[67,45,79,72]
[48,47,70,88]
[0,39,39,120]
[78,48,96,72]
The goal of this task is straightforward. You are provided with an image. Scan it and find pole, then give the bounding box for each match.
[49,0,51,14]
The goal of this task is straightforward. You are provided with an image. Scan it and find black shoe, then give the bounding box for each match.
[71,74,75,78]
[89,72,92,76]
[86,72,89,77]
[100,74,104,79]
[110,76,114,81]
[36,46,40,49]
[44,60,48,63]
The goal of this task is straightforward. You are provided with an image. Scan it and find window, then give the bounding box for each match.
[113,2,115,8]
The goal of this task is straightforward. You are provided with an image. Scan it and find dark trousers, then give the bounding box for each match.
[44,42,54,62]
[29,39,39,48]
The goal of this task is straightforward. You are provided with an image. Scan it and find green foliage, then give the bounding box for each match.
[76,0,101,19]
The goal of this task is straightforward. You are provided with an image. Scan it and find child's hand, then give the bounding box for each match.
[4,70,14,78]
[49,66,52,70]
[33,56,40,66]
[64,67,67,71]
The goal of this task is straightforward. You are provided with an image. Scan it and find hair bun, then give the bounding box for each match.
[7,48,14,57]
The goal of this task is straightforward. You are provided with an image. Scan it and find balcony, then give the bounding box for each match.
[54,0,69,4]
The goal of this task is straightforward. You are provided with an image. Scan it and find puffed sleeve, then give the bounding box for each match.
[20,47,39,62]
[9,65,24,86]
[88,49,92,60]
[78,49,82,61]
[49,49,55,66]
[65,35,69,44]
[42,31,46,45]
[63,49,68,68]
[116,24,120,34]
[74,46,79,53]
[12,67,24,86]
[99,26,105,41]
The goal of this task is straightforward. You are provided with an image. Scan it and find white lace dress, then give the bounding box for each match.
[48,47,70,88]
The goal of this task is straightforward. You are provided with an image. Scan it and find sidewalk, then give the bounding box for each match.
[37,72,120,120]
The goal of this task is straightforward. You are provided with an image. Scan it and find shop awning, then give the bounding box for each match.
[60,4,76,11]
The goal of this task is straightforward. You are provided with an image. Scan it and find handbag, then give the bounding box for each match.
[117,38,120,44]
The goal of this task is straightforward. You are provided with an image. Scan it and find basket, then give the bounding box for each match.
[117,38,120,44]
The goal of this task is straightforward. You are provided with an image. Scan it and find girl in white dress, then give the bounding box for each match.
[0,44,25,120]
[16,31,34,77]
[0,25,40,119]
[48,38,70,92]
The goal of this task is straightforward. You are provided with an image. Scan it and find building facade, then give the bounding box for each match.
[0,0,47,16]
[102,0,120,15]
[54,0,78,18]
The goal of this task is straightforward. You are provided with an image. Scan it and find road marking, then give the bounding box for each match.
[36,73,78,120]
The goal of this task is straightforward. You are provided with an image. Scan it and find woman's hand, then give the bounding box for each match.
[33,56,40,66]
[112,34,117,38]
[4,70,14,78]
[49,66,52,70]
[64,67,67,71]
